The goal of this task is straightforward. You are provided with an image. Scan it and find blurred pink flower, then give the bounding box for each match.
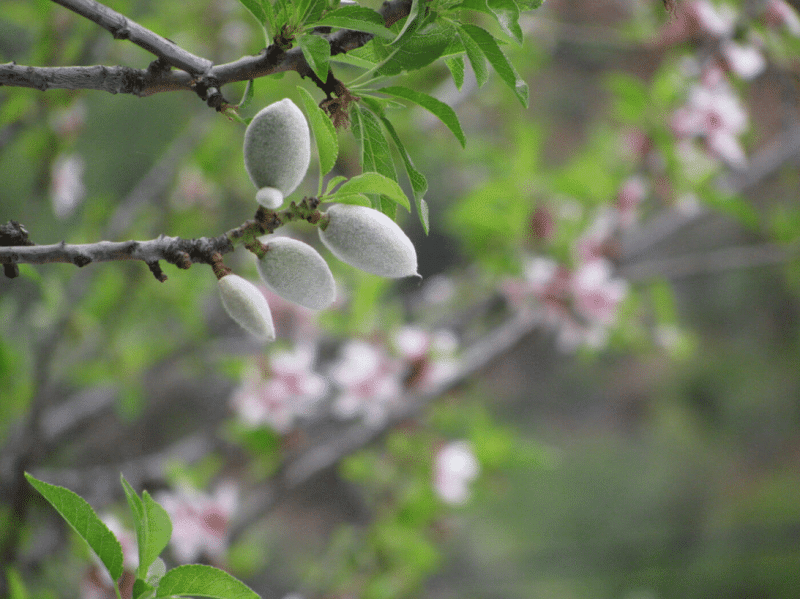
[50,153,86,218]
[764,0,800,36]
[393,326,460,390]
[616,175,648,228]
[433,441,479,505]
[157,484,238,564]
[720,40,766,80]
[329,340,403,426]
[572,260,628,326]
[690,0,736,38]
[230,346,327,432]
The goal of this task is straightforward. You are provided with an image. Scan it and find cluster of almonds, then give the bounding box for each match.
[219,99,419,342]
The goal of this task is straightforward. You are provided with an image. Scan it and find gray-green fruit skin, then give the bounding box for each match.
[318,204,419,278]
[256,236,336,310]
[218,274,276,341]
[244,99,310,209]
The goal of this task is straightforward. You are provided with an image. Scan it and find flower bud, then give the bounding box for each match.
[218,274,276,341]
[318,204,419,278]
[243,99,311,209]
[256,236,336,310]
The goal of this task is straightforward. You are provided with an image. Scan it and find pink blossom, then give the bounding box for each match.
[157,484,238,564]
[329,340,403,426]
[230,346,327,432]
[616,176,648,228]
[721,40,766,80]
[571,260,628,326]
[690,0,737,38]
[392,326,460,390]
[433,441,479,505]
[764,0,800,36]
[50,153,86,218]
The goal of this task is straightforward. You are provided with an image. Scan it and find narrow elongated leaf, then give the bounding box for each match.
[456,25,489,87]
[380,115,430,234]
[297,34,330,82]
[459,24,529,106]
[26,473,124,581]
[121,476,172,578]
[324,175,348,195]
[334,172,410,211]
[445,55,465,90]
[487,0,523,43]
[351,105,399,217]
[235,0,266,25]
[155,565,260,599]
[377,86,466,148]
[238,79,255,110]
[390,0,421,45]
[297,86,338,177]
[313,6,394,40]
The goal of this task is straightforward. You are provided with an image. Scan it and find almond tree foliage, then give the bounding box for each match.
[2,0,800,598]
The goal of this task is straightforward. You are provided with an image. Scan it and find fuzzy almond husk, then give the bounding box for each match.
[257,236,336,310]
[318,204,419,278]
[218,274,276,341]
[244,99,311,209]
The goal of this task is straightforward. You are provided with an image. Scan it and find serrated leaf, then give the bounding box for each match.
[487,0,523,43]
[26,473,124,581]
[297,86,338,177]
[459,23,528,106]
[351,105,399,217]
[298,34,330,82]
[379,115,429,234]
[375,22,455,76]
[377,86,466,148]
[334,172,410,211]
[155,565,260,599]
[457,26,489,87]
[235,0,266,25]
[313,6,395,40]
[445,55,465,90]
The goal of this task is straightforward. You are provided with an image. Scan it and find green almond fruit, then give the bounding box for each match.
[244,99,311,209]
[256,236,336,310]
[318,204,419,278]
[218,274,276,341]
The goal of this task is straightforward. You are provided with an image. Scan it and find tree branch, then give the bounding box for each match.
[1,0,413,99]
[51,0,213,75]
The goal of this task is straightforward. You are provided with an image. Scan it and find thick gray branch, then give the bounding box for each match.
[51,0,213,75]
[0,235,233,279]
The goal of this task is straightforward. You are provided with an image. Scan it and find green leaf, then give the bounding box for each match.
[375,22,455,76]
[445,55,465,90]
[379,115,430,234]
[295,0,326,26]
[324,175,348,195]
[26,473,124,581]
[297,34,330,82]
[334,172,410,211]
[487,0,523,43]
[459,24,529,106]
[351,104,399,217]
[456,25,489,87]
[123,475,170,578]
[238,79,255,110]
[390,0,421,45]
[155,565,260,599]
[313,6,394,40]
[377,86,466,148]
[297,86,338,177]
[235,0,266,25]
[322,193,372,206]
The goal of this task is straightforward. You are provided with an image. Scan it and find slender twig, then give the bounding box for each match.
[51,0,213,75]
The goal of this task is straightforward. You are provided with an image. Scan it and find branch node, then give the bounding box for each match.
[147,260,168,282]
[73,253,92,267]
